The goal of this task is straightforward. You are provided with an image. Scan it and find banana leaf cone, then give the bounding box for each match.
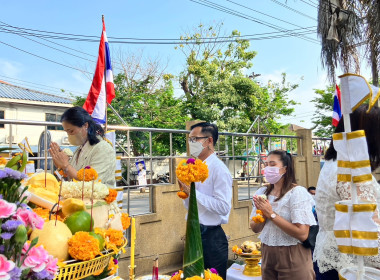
[183,182,204,278]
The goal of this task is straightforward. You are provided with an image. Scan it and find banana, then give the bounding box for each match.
[18,151,28,172]
[5,154,22,168]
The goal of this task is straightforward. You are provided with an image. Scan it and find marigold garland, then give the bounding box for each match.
[176,158,208,186]
[108,257,118,275]
[105,228,124,247]
[252,209,265,223]
[105,188,117,204]
[170,270,222,280]
[32,207,63,222]
[232,245,243,254]
[121,213,131,230]
[177,190,189,199]
[0,157,6,165]
[77,166,98,181]
[68,231,101,260]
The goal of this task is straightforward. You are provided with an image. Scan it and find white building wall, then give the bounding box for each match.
[0,101,72,146]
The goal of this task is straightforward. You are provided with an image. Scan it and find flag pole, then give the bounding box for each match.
[102,15,108,132]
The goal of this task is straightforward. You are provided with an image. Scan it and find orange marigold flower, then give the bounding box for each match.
[105,228,124,247]
[256,210,263,215]
[236,248,243,254]
[104,188,117,204]
[0,157,6,165]
[252,210,265,223]
[170,270,183,280]
[68,231,101,260]
[58,169,67,177]
[32,207,63,222]
[121,213,131,230]
[77,166,98,181]
[108,257,118,275]
[177,191,189,199]
[176,159,209,186]
[232,245,238,253]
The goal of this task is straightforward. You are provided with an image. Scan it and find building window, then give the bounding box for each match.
[45,113,63,130]
[0,111,4,128]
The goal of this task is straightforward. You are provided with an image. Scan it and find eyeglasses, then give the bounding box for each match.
[188,136,209,143]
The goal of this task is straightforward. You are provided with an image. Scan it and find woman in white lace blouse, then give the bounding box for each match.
[250,150,317,280]
[314,104,380,279]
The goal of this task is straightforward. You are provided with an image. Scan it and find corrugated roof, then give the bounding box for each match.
[0,81,73,104]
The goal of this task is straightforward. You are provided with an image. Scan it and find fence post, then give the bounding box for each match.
[296,129,314,187]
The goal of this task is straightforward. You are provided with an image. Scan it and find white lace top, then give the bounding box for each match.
[250,186,317,246]
[313,160,380,273]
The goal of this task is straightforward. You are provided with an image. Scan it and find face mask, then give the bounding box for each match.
[189,141,205,157]
[68,133,86,146]
[264,166,284,184]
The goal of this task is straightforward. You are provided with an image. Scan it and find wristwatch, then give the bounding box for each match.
[270,212,277,220]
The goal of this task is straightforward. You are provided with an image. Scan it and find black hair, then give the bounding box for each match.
[190,122,219,146]
[324,104,380,171]
[308,186,316,192]
[60,106,104,146]
[264,150,297,201]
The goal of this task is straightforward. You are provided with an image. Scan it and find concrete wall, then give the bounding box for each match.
[118,180,258,277]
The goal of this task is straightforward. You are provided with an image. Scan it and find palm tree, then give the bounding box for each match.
[317,0,379,86]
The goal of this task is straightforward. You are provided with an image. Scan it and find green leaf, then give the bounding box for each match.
[183,182,204,278]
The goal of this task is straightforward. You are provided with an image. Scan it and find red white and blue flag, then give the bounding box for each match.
[332,84,342,127]
[83,18,115,124]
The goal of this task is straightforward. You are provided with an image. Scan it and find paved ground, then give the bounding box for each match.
[123,183,262,215]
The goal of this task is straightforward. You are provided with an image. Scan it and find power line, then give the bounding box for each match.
[0,40,93,75]
[226,0,313,29]
[0,74,87,96]
[0,26,317,44]
[189,0,319,44]
[267,0,317,21]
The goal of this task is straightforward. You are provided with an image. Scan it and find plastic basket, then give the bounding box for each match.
[55,238,127,280]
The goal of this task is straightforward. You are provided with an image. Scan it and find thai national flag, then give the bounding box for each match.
[332,84,342,127]
[83,18,115,124]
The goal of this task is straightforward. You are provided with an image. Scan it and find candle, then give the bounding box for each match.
[130,217,136,271]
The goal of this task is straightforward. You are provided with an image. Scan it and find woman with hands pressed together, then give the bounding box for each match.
[250,150,316,280]
[49,107,116,187]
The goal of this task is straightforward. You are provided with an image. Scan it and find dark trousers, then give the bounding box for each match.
[200,224,228,280]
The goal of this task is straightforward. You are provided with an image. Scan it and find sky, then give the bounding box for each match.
[0,0,358,130]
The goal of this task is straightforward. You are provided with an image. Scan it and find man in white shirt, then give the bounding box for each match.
[179,122,233,279]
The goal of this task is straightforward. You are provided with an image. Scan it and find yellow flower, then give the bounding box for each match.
[176,159,209,186]
[0,157,7,165]
[121,213,131,230]
[252,210,265,223]
[77,166,98,181]
[68,231,101,260]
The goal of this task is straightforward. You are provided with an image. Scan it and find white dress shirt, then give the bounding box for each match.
[184,153,233,226]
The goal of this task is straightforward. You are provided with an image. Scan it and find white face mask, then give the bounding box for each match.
[189,141,205,157]
[68,132,86,146]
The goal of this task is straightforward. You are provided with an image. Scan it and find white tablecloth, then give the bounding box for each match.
[226,263,262,280]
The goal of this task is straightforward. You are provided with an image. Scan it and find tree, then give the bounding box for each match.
[317,0,379,86]
[311,85,335,137]
[178,23,298,134]
[73,55,189,156]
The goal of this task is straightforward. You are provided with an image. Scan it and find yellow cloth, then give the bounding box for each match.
[70,139,116,187]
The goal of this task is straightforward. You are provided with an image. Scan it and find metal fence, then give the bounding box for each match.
[0,119,302,215]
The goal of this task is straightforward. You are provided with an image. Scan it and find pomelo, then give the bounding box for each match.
[30,220,72,260]
[64,211,94,234]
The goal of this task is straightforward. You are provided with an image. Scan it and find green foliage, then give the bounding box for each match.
[72,74,189,156]
[178,23,298,135]
[311,85,335,137]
